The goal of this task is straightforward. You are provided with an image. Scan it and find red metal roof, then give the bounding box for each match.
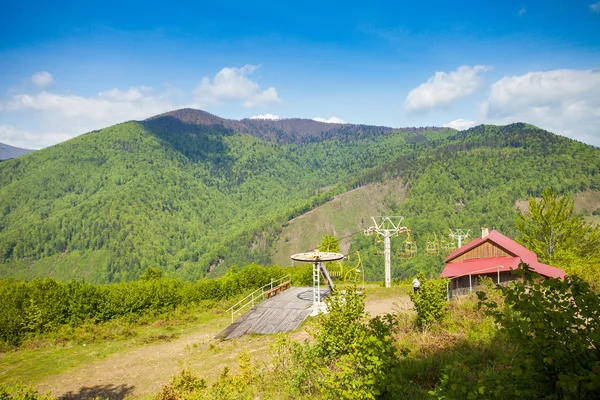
[440,256,520,278]
[440,256,565,279]
[440,230,565,279]
[444,230,537,263]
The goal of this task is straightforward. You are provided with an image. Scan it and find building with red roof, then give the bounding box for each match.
[441,228,565,297]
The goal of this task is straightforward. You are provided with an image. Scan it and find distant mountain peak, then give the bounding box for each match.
[143,108,397,143]
[0,142,34,160]
[146,108,228,125]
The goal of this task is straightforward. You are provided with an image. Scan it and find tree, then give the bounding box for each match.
[516,187,600,285]
[478,264,600,399]
[140,267,164,281]
[310,287,401,399]
[409,275,449,326]
[318,235,340,253]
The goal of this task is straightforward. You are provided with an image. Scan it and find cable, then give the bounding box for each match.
[302,229,365,254]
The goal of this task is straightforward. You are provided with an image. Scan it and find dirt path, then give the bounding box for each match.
[365,294,412,316]
[36,326,275,399]
[35,294,412,399]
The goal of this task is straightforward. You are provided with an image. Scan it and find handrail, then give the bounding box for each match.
[226,274,292,323]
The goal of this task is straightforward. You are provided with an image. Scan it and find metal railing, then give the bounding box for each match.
[226,274,292,323]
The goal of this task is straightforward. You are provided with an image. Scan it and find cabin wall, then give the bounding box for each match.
[449,271,518,298]
[449,241,511,263]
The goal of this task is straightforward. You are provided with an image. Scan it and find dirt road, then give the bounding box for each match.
[35,294,412,399]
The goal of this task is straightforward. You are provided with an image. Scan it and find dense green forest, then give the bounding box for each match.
[0,109,599,283]
[348,124,600,280]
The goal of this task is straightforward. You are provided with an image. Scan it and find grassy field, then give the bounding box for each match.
[272,179,407,265]
[516,189,600,224]
[0,282,413,398]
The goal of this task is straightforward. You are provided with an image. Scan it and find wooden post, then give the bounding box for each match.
[469,274,472,292]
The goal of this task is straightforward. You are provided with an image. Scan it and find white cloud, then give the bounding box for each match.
[250,113,280,120]
[0,86,175,148]
[483,69,600,146]
[193,65,281,108]
[405,65,493,114]
[0,124,71,150]
[312,116,346,124]
[518,8,526,17]
[442,119,477,130]
[31,71,55,88]
[1,64,282,148]
[591,2,600,13]
[2,87,173,121]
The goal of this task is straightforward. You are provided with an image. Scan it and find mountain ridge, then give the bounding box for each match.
[0,109,598,282]
[146,108,451,143]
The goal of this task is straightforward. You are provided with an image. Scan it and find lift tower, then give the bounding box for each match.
[449,229,471,248]
[364,216,408,288]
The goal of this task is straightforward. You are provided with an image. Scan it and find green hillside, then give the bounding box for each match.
[272,180,407,265]
[0,110,454,282]
[345,125,600,279]
[0,111,599,283]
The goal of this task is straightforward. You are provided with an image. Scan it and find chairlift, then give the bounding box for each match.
[426,233,439,256]
[397,232,417,259]
[373,234,385,255]
[441,237,457,253]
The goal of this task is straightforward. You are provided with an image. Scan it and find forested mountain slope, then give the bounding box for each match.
[0,110,453,282]
[0,110,598,283]
[345,124,600,279]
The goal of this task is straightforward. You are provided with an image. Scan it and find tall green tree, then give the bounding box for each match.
[516,187,600,285]
[318,235,340,253]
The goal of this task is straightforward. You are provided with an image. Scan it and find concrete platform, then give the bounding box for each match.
[217,286,329,340]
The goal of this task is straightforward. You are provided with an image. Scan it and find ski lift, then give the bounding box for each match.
[373,234,385,255]
[344,251,364,289]
[328,259,345,278]
[426,234,439,256]
[441,237,457,253]
[397,232,417,259]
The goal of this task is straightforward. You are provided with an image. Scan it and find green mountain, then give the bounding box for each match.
[0,110,598,282]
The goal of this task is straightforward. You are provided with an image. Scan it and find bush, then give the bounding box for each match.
[309,287,402,399]
[409,276,449,326]
[0,263,291,347]
[477,263,600,399]
[0,383,55,400]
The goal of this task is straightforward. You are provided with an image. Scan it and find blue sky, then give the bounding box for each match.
[1,0,599,148]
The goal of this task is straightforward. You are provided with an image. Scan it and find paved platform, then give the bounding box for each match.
[217,286,329,340]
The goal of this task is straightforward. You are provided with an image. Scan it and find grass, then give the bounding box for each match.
[0,282,505,400]
[147,289,503,400]
[0,300,235,387]
[363,282,412,299]
[516,189,600,225]
[272,179,406,265]
[573,189,600,224]
[0,337,131,386]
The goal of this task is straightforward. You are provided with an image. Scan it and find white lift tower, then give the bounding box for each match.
[364,216,409,288]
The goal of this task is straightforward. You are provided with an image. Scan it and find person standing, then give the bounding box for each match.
[412,276,420,294]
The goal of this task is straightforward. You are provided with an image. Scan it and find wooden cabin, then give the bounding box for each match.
[440,228,565,297]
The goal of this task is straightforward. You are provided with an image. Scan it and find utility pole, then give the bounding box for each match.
[364,216,408,288]
[449,229,471,248]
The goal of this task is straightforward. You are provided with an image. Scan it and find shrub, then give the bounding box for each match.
[409,277,449,326]
[0,263,292,347]
[477,263,600,399]
[0,383,55,400]
[310,287,402,399]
